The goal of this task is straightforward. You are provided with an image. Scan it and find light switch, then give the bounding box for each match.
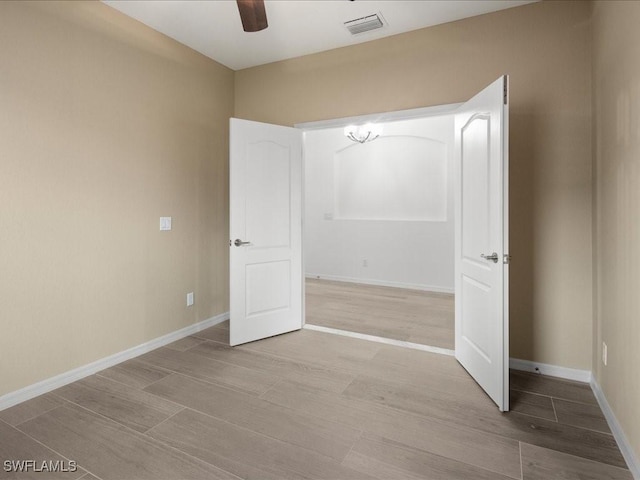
[160,217,172,231]
[186,292,194,307]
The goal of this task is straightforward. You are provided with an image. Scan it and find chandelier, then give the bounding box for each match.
[344,123,383,144]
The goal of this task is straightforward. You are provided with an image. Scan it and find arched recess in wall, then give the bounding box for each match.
[333,135,448,222]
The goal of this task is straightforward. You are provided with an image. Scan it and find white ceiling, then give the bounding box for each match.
[102,0,536,71]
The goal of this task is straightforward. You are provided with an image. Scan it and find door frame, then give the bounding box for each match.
[295,102,464,338]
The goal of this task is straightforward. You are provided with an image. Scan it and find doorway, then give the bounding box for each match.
[229,75,510,410]
[299,109,457,352]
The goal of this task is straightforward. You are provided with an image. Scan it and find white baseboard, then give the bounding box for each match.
[306,274,454,294]
[508,358,592,383]
[591,378,640,479]
[0,312,229,412]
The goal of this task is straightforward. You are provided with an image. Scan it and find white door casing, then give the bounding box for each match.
[454,76,510,411]
[229,118,303,346]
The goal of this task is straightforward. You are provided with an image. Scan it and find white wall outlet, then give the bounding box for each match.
[602,341,608,366]
[362,259,368,267]
[186,292,194,307]
[160,217,172,231]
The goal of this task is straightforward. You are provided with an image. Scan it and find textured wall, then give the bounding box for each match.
[593,0,640,464]
[236,1,593,369]
[0,1,233,397]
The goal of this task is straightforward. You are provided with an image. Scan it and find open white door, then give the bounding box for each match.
[454,76,509,411]
[229,118,303,346]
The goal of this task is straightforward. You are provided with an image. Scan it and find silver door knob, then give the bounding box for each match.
[481,252,499,263]
[234,239,252,247]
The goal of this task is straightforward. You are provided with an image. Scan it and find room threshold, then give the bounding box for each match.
[303,324,454,357]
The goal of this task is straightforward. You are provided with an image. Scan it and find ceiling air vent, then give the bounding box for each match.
[344,14,384,35]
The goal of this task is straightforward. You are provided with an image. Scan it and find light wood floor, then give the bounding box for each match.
[0,322,631,479]
[306,279,455,349]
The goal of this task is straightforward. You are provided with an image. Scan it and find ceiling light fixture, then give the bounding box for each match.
[344,123,383,144]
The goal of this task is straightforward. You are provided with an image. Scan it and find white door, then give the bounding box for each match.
[454,76,510,411]
[229,118,303,346]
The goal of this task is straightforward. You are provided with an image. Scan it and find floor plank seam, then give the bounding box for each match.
[341,428,364,465]
[334,386,526,453]
[49,398,180,443]
[550,397,559,423]
[134,352,185,379]
[338,375,359,396]
[138,411,242,480]
[369,431,521,480]
[82,471,104,480]
[509,409,555,423]
[182,338,363,388]
[257,378,285,400]
[87,374,190,413]
[510,387,597,407]
[156,405,355,468]
[519,441,524,480]
[93,372,151,391]
[9,412,94,478]
[231,341,362,378]
[521,440,634,476]
[142,406,187,435]
[49,399,242,479]
[141,407,240,480]
[339,380,628,471]
[162,370,271,398]
[7,401,65,428]
[132,356,256,399]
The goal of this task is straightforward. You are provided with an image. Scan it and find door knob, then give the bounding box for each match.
[234,239,252,247]
[481,252,499,263]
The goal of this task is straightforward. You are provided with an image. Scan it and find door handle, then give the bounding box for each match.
[481,252,499,263]
[234,239,252,247]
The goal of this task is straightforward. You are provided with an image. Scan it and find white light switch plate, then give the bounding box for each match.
[160,217,172,231]
[186,292,194,307]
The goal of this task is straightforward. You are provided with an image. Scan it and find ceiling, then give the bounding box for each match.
[102,0,536,71]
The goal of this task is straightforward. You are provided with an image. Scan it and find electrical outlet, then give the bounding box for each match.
[187,292,194,307]
[160,217,172,231]
[362,259,368,267]
[602,342,608,366]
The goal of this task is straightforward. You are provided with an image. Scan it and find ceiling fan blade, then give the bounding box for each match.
[236,0,268,32]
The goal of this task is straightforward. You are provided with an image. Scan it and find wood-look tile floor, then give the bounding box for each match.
[0,322,632,480]
[305,279,455,349]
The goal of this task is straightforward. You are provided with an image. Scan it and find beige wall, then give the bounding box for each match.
[0,1,233,397]
[236,1,593,369]
[593,0,640,462]
[3,0,636,464]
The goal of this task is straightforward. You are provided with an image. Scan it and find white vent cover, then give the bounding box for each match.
[344,14,384,35]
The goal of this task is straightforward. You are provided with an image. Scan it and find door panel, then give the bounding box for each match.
[246,141,291,248]
[455,76,509,411]
[230,118,302,346]
[461,115,491,262]
[246,260,291,316]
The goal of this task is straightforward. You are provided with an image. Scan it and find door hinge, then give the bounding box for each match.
[503,254,511,264]
[503,83,508,105]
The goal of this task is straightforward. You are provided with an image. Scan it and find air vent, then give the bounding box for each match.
[344,14,384,35]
